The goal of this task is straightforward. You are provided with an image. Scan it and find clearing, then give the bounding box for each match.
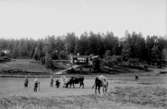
[0,73,167,109]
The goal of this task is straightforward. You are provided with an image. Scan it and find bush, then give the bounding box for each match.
[103,55,122,67]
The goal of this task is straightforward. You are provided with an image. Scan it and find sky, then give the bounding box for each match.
[0,0,166,39]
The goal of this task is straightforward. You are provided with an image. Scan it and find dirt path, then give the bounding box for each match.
[56,65,80,74]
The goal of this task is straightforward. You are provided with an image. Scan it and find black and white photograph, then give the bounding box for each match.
[0,0,166,109]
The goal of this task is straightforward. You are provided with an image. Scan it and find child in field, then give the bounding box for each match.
[135,75,139,80]
[55,79,60,88]
[34,78,40,92]
[24,76,29,88]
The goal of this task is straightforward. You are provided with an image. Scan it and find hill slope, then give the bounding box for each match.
[0,59,50,75]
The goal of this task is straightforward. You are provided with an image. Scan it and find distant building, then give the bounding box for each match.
[71,55,89,64]
[162,48,167,64]
[71,55,98,65]
[0,49,11,62]
[0,49,10,56]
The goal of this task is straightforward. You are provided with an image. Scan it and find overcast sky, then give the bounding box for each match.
[0,0,166,39]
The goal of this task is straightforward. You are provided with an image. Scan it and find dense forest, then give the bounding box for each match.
[0,31,167,69]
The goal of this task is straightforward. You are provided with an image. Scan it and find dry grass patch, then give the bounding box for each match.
[0,86,167,109]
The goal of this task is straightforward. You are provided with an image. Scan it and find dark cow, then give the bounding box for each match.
[65,76,84,88]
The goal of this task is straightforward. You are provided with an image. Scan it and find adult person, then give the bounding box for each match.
[50,75,54,87]
[61,75,68,88]
[92,77,102,94]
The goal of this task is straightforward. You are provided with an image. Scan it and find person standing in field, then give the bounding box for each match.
[92,75,109,95]
[55,79,60,88]
[50,75,54,87]
[61,75,68,88]
[24,75,29,88]
[34,78,40,92]
[135,75,139,80]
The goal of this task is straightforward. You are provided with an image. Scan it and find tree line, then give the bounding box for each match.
[0,31,167,68]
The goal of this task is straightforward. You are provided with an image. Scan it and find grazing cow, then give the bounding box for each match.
[65,76,84,88]
[92,75,109,95]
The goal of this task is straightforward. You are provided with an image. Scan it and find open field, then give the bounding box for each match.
[0,74,167,109]
[0,59,167,109]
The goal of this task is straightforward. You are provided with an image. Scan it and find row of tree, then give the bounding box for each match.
[0,31,167,68]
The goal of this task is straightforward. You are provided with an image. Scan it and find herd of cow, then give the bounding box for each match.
[24,75,109,95]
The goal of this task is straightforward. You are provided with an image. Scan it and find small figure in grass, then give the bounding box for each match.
[50,75,54,87]
[55,79,60,88]
[34,78,40,92]
[24,75,29,88]
[135,75,139,80]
